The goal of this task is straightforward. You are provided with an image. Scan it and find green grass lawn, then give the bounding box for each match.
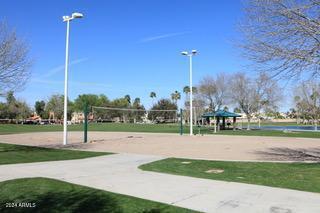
[196,126,320,138]
[140,158,320,193]
[0,123,181,134]
[0,178,196,213]
[213,129,320,138]
[239,121,301,126]
[1,123,320,138]
[0,143,111,165]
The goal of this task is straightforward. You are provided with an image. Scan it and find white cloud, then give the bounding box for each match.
[139,31,190,43]
[40,57,89,78]
[31,78,112,88]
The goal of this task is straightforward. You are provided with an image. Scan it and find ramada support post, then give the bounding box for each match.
[222,117,226,130]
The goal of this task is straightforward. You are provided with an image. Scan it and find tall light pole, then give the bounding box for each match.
[181,50,197,136]
[62,12,83,145]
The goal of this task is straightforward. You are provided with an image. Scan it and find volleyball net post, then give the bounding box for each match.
[180,108,183,135]
[83,103,89,143]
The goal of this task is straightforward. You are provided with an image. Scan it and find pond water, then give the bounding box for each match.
[251,125,320,132]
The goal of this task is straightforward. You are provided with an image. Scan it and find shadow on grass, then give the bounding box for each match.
[0,190,122,213]
[255,147,320,161]
[0,144,50,153]
[0,189,173,213]
[0,142,104,155]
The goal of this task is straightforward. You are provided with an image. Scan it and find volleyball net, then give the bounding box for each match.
[80,106,184,142]
[91,106,180,124]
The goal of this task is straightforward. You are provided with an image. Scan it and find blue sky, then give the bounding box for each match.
[1,0,273,109]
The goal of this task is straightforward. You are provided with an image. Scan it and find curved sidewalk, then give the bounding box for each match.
[1,153,320,213]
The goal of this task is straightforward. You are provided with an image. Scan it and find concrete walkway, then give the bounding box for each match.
[1,154,319,213]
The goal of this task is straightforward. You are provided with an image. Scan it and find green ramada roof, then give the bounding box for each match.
[202,110,241,118]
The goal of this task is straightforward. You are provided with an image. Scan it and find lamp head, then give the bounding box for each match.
[63,16,70,22]
[191,50,197,55]
[181,51,188,56]
[72,12,84,19]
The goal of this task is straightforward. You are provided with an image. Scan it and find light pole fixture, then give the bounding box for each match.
[181,50,197,136]
[62,12,83,146]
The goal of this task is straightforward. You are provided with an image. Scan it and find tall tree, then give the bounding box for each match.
[6,91,16,105]
[34,100,46,118]
[45,94,73,120]
[183,86,197,96]
[0,102,6,119]
[183,86,197,103]
[15,101,31,119]
[98,94,109,106]
[183,86,190,99]
[150,92,156,98]
[74,94,109,111]
[124,94,131,105]
[240,0,320,78]
[170,90,181,105]
[0,21,32,94]
[198,74,228,111]
[0,91,31,119]
[233,107,242,113]
[192,87,198,94]
[230,72,281,129]
[150,92,156,104]
[148,99,177,122]
[132,97,146,122]
[294,80,320,129]
[108,97,131,122]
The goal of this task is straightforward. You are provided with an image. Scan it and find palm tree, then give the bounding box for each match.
[133,97,141,106]
[124,94,131,105]
[171,91,181,105]
[183,86,190,100]
[183,86,197,98]
[150,92,156,105]
[192,86,198,94]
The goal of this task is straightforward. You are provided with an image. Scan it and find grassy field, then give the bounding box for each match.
[1,123,320,138]
[237,121,301,126]
[0,143,111,165]
[0,123,180,134]
[213,129,320,138]
[0,178,196,213]
[140,158,320,193]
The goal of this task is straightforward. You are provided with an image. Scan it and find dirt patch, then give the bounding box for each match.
[181,161,192,164]
[1,131,320,161]
[127,136,143,139]
[205,169,224,174]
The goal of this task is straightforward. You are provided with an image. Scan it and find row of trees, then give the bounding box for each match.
[0,90,179,123]
[0,92,31,119]
[180,72,282,129]
[34,94,145,121]
[92,95,146,122]
[33,93,178,123]
[181,73,320,129]
[146,72,284,129]
[2,71,319,129]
